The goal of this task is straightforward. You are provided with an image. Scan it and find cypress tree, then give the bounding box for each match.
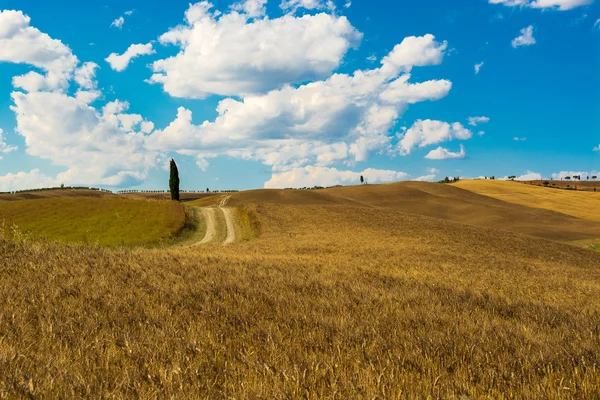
[169,159,180,201]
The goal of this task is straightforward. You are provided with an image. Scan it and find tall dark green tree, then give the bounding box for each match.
[169,159,180,201]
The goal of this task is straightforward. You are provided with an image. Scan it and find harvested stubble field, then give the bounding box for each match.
[454,180,600,222]
[1,195,600,398]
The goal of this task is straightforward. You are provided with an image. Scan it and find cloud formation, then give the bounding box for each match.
[468,116,490,126]
[106,43,155,72]
[425,144,466,160]
[489,0,593,11]
[398,120,472,155]
[1,5,454,191]
[512,26,536,48]
[148,1,363,98]
[264,166,409,188]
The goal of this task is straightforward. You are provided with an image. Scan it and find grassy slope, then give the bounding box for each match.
[1,204,599,397]
[454,179,600,222]
[0,198,185,246]
[0,189,118,202]
[227,182,600,241]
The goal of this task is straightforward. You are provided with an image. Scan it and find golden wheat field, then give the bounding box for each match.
[454,179,600,222]
[0,184,600,398]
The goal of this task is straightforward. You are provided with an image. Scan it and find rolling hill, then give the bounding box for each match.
[226,181,600,241]
[0,197,186,246]
[1,201,599,397]
[453,180,600,222]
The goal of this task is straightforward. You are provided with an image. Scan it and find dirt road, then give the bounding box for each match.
[190,206,235,246]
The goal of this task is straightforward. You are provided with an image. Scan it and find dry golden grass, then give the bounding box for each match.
[454,180,600,222]
[1,203,599,398]
[0,198,185,246]
[227,182,600,241]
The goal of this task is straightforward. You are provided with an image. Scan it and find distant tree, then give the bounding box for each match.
[543,181,549,186]
[169,159,180,201]
[360,175,364,185]
[60,183,64,189]
[206,188,209,193]
[490,176,495,180]
[593,176,598,180]
[565,176,571,180]
[508,175,516,181]
[443,176,450,183]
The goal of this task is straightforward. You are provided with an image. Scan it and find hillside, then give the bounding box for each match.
[0,189,118,201]
[226,181,600,241]
[453,180,600,222]
[1,203,599,397]
[0,198,186,246]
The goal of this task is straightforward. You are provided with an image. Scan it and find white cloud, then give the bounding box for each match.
[3,7,453,189]
[264,166,409,188]
[111,17,125,29]
[0,169,58,192]
[231,0,269,17]
[512,26,536,48]
[105,43,155,72]
[149,33,451,170]
[489,0,593,10]
[425,144,466,160]
[0,129,18,157]
[280,0,336,12]
[11,91,160,187]
[552,170,599,180]
[593,144,600,151]
[501,171,542,180]
[124,10,134,16]
[468,116,490,126]
[398,120,472,155]
[148,2,362,98]
[426,167,439,174]
[478,131,485,136]
[0,10,78,92]
[474,62,484,74]
[344,1,352,8]
[513,137,527,141]
[595,18,600,28]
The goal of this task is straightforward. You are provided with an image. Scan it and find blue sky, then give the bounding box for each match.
[0,0,598,191]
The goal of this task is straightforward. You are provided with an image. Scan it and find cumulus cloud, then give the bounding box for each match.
[425,144,466,160]
[148,33,451,170]
[0,169,57,192]
[474,62,484,74]
[3,6,453,190]
[264,166,409,188]
[0,10,78,92]
[147,2,363,98]
[513,137,527,141]
[231,0,269,17]
[593,144,600,151]
[489,0,593,10]
[11,92,160,187]
[398,120,472,155]
[106,43,155,72]
[468,116,490,126]
[501,171,543,180]
[552,170,599,180]
[512,26,536,48]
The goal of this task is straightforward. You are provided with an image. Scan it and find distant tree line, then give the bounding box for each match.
[438,177,461,184]
[0,186,113,195]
